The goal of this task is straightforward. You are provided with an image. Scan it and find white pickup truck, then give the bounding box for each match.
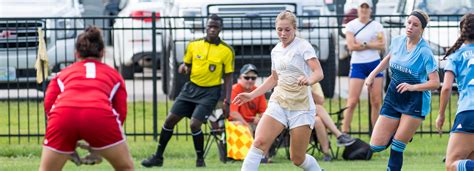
[163,0,337,99]
[0,0,84,89]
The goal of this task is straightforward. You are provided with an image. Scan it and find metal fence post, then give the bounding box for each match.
[151,12,158,140]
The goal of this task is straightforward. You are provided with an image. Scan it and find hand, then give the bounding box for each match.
[222,101,230,118]
[396,82,416,93]
[297,76,314,86]
[365,76,375,88]
[436,114,445,135]
[253,116,260,125]
[235,120,250,127]
[232,92,253,106]
[178,63,190,74]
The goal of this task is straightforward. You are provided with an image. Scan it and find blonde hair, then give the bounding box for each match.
[412,9,430,28]
[275,10,297,29]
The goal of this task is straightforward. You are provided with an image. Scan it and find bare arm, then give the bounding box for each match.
[436,71,454,133]
[222,73,233,117]
[366,54,391,87]
[346,32,369,51]
[297,58,324,86]
[367,32,386,51]
[307,58,324,85]
[233,71,277,105]
[250,71,278,98]
[230,111,249,124]
[396,70,440,93]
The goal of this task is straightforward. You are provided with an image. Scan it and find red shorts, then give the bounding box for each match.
[43,107,125,153]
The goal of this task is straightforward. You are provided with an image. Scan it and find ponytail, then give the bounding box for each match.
[75,25,104,59]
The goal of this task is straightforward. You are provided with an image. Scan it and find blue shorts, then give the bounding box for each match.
[451,110,474,134]
[380,103,425,120]
[349,60,384,79]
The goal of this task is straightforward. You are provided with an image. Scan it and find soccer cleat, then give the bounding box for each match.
[336,133,356,147]
[323,154,333,162]
[196,158,206,167]
[141,155,163,167]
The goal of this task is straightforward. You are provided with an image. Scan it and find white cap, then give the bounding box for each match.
[358,0,373,8]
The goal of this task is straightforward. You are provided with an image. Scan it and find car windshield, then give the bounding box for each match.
[414,0,474,20]
[0,0,63,5]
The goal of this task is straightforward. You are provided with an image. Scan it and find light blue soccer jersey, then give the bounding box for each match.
[444,44,474,114]
[384,35,438,116]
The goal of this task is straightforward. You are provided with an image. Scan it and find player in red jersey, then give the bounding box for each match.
[39,26,134,171]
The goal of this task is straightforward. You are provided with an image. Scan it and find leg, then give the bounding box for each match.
[290,125,321,171]
[142,113,184,167]
[342,78,365,133]
[368,77,383,128]
[445,133,474,171]
[314,116,330,155]
[316,105,342,137]
[190,118,206,167]
[155,113,184,157]
[39,148,69,171]
[370,115,399,152]
[97,142,134,171]
[387,115,423,171]
[316,105,355,146]
[242,114,285,171]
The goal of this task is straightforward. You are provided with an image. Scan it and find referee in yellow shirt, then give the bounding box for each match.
[142,14,234,168]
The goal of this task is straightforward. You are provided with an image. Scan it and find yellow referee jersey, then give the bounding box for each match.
[183,38,235,87]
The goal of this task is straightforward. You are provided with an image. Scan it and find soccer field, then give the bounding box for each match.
[0,96,456,170]
[0,135,449,170]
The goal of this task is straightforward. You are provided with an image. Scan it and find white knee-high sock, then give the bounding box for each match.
[241,146,264,171]
[298,154,321,171]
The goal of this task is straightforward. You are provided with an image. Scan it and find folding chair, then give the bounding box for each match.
[203,109,227,163]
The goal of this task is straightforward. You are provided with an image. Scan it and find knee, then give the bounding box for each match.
[445,160,457,171]
[189,122,202,132]
[252,138,270,152]
[290,154,306,166]
[346,100,359,109]
[370,100,382,108]
[314,117,323,126]
[163,115,179,128]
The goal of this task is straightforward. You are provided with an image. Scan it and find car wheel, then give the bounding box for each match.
[320,36,336,98]
[119,64,134,80]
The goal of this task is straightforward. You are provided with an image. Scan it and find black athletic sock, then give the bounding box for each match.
[155,126,174,158]
[192,129,204,159]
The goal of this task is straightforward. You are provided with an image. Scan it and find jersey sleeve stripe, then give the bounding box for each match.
[57,79,65,92]
[109,82,121,101]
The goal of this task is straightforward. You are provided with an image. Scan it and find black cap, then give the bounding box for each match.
[240,64,258,75]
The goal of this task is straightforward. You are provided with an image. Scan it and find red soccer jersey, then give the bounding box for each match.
[229,83,267,122]
[44,59,127,124]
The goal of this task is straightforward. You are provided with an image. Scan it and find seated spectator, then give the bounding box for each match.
[312,83,355,161]
[229,64,267,134]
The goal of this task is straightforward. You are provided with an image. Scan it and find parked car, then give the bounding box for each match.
[112,0,173,79]
[163,0,338,99]
[0,0,84,89]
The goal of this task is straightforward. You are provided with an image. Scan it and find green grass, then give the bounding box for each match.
[0,135,450,170]
[0,95,459,170]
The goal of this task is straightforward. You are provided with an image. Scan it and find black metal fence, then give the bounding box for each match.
[0,14,463,143]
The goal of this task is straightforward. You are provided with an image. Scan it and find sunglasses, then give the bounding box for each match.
[243,76,257,81]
